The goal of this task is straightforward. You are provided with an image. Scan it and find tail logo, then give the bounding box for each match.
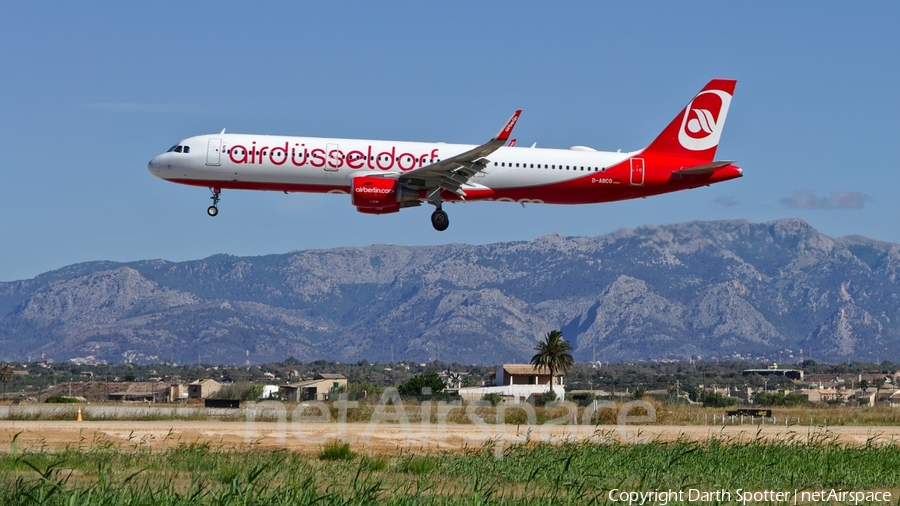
[678,89,732,151]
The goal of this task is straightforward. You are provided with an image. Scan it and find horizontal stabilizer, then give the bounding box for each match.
[673,160,734,175]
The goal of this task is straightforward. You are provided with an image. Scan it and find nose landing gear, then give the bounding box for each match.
[207,188,221,217]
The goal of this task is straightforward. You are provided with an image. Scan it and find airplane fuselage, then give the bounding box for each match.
[148,134,739,205]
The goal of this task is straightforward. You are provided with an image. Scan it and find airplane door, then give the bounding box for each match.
[325,143,340,171]
[629,158,644,186]
[206,138,222,166]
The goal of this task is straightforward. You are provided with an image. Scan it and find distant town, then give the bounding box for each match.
[1,358,898,408]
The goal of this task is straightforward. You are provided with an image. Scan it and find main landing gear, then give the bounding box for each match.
[427,189,450,231]
[207,188,221,217]
[430,207,449,231]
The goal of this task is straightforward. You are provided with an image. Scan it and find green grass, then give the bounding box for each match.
[398,455,436,475]
[2,432,900,504]
[318,440,355,461]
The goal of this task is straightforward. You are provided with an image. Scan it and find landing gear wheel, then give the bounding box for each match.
[207,188,221,217]
[431,209,449,231]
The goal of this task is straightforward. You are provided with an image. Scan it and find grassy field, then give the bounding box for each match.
[5,399,900,427]
[2,431,900,505]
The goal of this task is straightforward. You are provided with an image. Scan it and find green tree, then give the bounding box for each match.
[859,379,870,392]
[754,391,808,407]
[530,330,574,392]
[398,372,445,397]
[0,363,12,399]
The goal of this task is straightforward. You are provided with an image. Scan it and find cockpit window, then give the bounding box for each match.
[183,146,190,153]
[174,146,183,153]
[168,145,190,153]
[167,146,177,152]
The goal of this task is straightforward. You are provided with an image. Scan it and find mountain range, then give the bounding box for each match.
[1,218,898,365]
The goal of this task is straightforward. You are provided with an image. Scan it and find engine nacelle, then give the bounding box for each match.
[351,176,418,215]
[356,205,400,215]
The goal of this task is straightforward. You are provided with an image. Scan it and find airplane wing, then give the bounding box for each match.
[396,110,521,200]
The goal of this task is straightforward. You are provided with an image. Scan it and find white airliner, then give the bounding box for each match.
[149,79,740,231]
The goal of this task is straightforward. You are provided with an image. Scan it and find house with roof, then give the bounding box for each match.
[801,388,847,404]
[107,381,169,402]
[188,379,221,399]
[855,389,877,406]
[456,364,565,403]
[280,373,347,402]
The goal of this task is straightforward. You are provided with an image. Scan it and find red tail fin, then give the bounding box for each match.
[642,79,736,163]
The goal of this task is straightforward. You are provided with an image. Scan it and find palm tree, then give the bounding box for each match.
[0,363,12,400]
[530,330,574,392]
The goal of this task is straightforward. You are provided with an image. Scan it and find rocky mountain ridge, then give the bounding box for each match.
[1,218,898,365]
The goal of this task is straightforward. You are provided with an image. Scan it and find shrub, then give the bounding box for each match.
[701,391,737,408]
[397,372,445,398]
[688,387,738,407]
[534,390,557,407]
[45,396,79,404]
[481,393,502,406]
[755,391,808,407]
[504,407,530,425]
[568,392,596,407]
[360,456,387,471]
[318,440,355,461]
[399,456,436,474]
[346,381,384,401]
[212,382,264,401]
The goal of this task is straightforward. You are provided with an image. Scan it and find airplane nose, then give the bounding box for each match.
[148,154,168,177]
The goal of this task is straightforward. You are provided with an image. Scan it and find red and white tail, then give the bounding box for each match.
[642,79,736,163]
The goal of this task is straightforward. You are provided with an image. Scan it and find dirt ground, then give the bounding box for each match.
[3,420,899,455]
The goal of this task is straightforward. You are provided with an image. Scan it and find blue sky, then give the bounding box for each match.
[1,3,898,282]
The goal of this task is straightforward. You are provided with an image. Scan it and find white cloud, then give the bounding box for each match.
[713,196,739,207]
[779,189,871,210]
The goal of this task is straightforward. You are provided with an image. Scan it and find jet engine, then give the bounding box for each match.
[351,176,420,215]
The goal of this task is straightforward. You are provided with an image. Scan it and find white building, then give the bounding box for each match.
[457,364,565,403]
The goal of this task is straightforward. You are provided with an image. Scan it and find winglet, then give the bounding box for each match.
[508,138,517,147]
[495,110,522,142]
